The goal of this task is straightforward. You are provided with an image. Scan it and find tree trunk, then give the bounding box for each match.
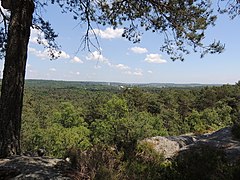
[0,0,34,157]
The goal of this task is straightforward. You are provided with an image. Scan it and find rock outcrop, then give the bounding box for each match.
[1,127,240,179]
[0,155,71,179]
[142,127,240,161]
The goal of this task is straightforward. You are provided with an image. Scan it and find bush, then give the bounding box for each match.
[65,145,123,180]
[174,144,231,180]
[123,142,173,180]
[22,124,91,157]
[64,143,173,180]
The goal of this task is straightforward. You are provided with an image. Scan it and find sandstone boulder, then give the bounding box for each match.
[142,127,240,161]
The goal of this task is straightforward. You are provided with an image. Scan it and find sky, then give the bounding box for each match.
[1,3,240,84]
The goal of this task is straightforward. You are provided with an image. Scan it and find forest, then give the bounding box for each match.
[14,80,240,179]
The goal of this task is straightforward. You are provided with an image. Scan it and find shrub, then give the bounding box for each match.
[174,144,231,180]
[123,142,173,180]
[65,145,123,180]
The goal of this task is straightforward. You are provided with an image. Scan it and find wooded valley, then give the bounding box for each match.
[21,80,240,157]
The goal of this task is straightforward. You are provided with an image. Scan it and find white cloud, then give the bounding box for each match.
[71,56,83,63]
[130,46,148,54]
[145,54,167,64]
[133,72,143,76]
[30,28,39,39]
[30,28,71,60]
[86,51,143,77]
[123,68,143,76]
[124,71,132,75]
[147,70,153,74]
[28,47,49,59]
[91,27,124,39]
[76,72,80,75]
[49,68,56,72]
[133,68,143,76]
[30,36,38,44]
[30,36,48,46]
[29,47,70,60]
[86,51,111,66]
[30,28,49,46]
[59,51,70,59]
[114,64,130,70]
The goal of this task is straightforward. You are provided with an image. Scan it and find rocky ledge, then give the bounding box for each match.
[0,155,71,180]
[142,127,240,161]
[1,127,240,179]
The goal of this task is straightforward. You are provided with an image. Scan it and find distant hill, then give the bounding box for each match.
[24,79,223,89]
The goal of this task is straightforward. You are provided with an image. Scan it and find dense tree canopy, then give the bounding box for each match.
[20,81,240,157]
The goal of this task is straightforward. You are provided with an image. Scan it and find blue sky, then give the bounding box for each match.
[1,4,239,84]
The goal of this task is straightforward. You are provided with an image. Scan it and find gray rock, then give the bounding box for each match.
[0,156,71,179]
[142,127,240,161]
[142,136,181,159]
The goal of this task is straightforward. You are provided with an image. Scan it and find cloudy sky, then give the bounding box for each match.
[1,4,240,84]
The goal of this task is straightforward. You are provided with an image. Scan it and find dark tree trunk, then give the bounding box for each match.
[0,0,34,157]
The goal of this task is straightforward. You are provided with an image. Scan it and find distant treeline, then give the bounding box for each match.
[24,79,223,89]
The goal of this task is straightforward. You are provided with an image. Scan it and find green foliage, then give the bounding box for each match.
[53,102,86,128]
[65,145,123,180]
[122,87,148,112]
[90,119,115,145]
[84,92,110,124]
[22,101,91,157]
[201,108,220,131]
[21,81,240,159]
[135,142,165,166]
[19,81,240,178]
[185,102,233,134]
[215,101,232,127]
[185,110,203,133]
[64,143,240,180]
[101,95,129,119]
[23,124,91,157]
[90,109,167,158]
[173,145,235,180]
[65,143,170,180]
[161,108,182,135]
